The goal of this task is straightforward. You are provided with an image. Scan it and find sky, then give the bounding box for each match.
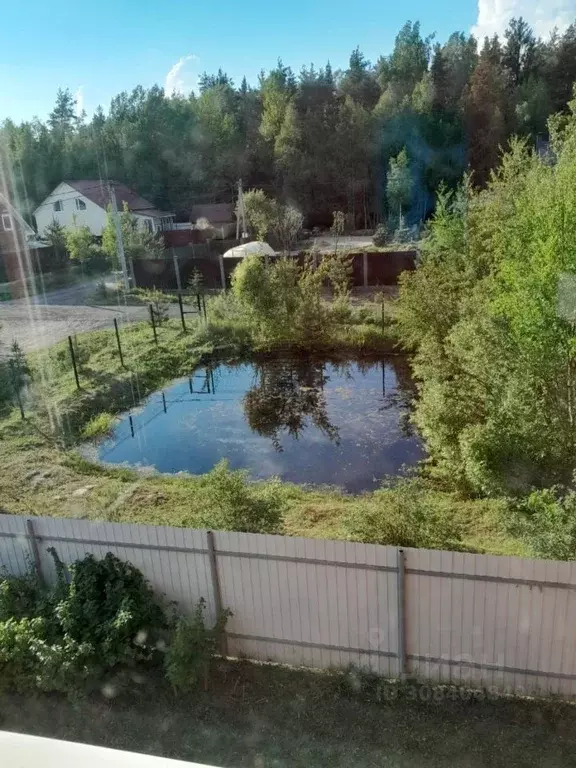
[1,0,575,123]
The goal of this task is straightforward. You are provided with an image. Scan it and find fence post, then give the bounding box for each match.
[149,304,158,345]
[207,530,227,655]
[218,254,226,291]
[113,318,126,368]
[26,518,44,586]
[172,248,182,292]
[363,251,368,288]
[162,392,167,413]
[196,292,202,315]
[68,335,80,390]
[397,548,408,678]
[202,293,207,320]
[178,293,186,332]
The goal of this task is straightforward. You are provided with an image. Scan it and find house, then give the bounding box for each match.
[34,180,175,238]
[190,203,236,239]
[0,191,50,298]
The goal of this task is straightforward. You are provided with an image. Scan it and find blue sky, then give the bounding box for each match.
[1,0,574,123]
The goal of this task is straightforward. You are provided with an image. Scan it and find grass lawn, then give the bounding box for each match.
[1,659,575,767]
[0,293,528,557]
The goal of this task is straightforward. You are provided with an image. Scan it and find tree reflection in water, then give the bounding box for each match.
[243,359,341,451]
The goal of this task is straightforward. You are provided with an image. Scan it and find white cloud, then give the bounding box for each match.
[164,54,198,97]
[472,0,576,40]
[75,85,84,115]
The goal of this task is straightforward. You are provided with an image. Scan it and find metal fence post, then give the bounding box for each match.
[113,318,126,368]
[178,293,186,332]
[207,530,227,655]
[26,518,44,586]
[68,335,80,390]
[149,304,158,345]
[397,548,408,678]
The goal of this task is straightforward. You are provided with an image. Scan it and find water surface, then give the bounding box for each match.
[95,357,423,492]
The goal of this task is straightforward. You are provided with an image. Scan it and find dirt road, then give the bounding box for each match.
[0,303,150,353]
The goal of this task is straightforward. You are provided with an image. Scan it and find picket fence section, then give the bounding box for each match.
[2,513,576,698]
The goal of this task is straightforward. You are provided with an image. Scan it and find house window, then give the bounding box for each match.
[144,219,153,233]
[1,214,13,231]
[53,200,63,212]
[75,198,86,211]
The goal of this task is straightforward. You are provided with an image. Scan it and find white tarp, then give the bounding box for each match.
[222,241,275,258]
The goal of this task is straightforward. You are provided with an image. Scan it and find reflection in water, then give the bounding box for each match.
[243,360,340,450]
[92,356,424,492]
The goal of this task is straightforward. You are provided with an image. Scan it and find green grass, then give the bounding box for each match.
[0,293,528,557]
[1,659,575,767]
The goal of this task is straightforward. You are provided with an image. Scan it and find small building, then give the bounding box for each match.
[34,180,174,237]
[0,191,50,298]
[191,203,236,240]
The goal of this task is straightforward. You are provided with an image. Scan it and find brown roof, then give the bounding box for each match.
[65,180,173,218]
[191,203,234,224]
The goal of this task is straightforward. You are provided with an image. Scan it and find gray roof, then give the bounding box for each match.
[64,180,173,218]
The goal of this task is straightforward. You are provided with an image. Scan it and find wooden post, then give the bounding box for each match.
[113,318,126,368]
[363,251,368,288]
[68,335,80,390]
[207,530,227,655]
[178,293,186,332]
[397,548,408,678]
[218,254,226,291]
[202,293,207,319]
[149,304,158,345]
[162,392,167,413]
[26,518,44,586]
[129,415,135,437]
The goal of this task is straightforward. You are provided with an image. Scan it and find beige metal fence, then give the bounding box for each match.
[2,513,576,698]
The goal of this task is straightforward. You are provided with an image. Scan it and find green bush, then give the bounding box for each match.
[164,599,229,691]
[372,223,389,247]
[0,551,167,693]
[199,460,284,534]
[0,551,229,695]
[82,412,115,439]
[343,479,463,549]
[506,488,576,560]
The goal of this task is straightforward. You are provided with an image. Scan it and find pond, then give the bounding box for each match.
[93,357,423,492]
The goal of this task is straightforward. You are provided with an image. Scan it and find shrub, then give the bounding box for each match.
[199,460,284,534]
[164,599,229,691]
[0,551,168,693]
[57,552,166,665]
[0,570,43,622]
[132,288,174,325]
[82,411,115,439]
[343,478,463,550]
[372,223,388,247]
[506,488,576,560]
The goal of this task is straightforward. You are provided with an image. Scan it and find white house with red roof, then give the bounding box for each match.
[34,180,174,237]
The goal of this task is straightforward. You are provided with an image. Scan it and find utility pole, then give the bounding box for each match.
[108,181,130,291]
[236,178,248,240]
